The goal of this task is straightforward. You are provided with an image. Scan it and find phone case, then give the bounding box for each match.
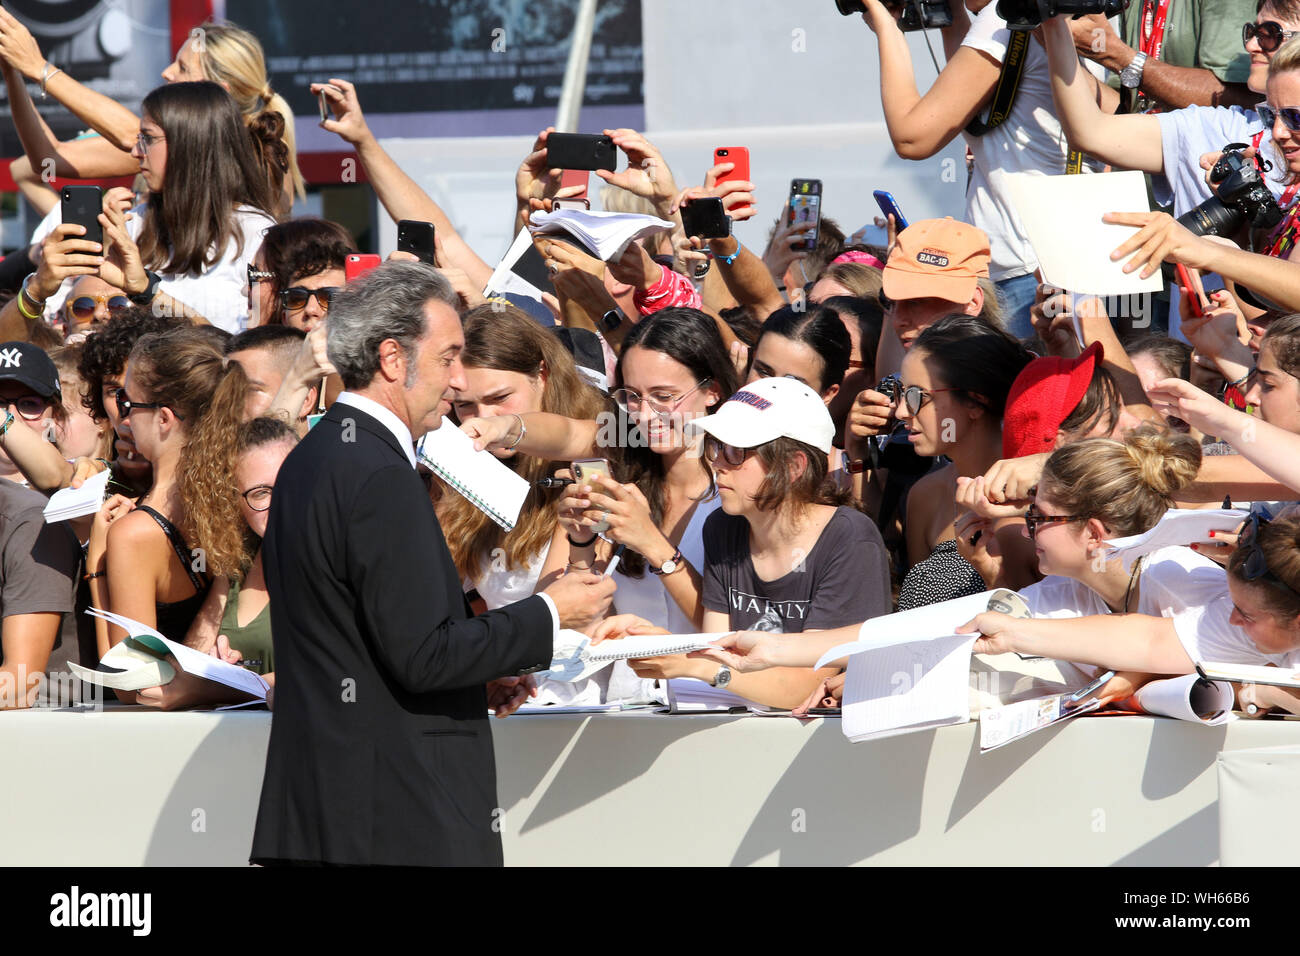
[546,133,616,172]
[345,254,382,282]
[714,147,750,187]
[681,198,731,240]
[396,220,437,265]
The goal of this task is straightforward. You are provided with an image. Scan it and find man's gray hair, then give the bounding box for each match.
[326,261,460,390]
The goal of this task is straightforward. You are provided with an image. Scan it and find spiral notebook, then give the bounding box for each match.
[416,422,530,531]
[584,633,724,663]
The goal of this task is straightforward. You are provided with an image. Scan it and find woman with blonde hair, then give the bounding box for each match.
[0,14,302,216]
[88,326,251,656]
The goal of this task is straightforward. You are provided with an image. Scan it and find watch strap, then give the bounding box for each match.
[129,271,162,306]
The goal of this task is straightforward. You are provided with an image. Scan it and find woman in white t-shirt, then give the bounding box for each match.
[89,82,279,333]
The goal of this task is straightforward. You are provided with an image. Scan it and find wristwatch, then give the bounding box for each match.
[711,664,732,689]
[1120,52,1148,90]
[129,270,162,306]
[648,546,683,576]
[841,451,867,475]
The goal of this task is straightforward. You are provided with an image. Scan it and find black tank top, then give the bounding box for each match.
[136,505,211,643]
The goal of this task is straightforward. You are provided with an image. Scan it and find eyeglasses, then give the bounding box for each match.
[240,484,274,512]
[280,286,339,313]
[4,394,50,421]
[612,378,711,417]
[135,131,165,152]
[1244,20,1298,53]
[114,387,170,419]
[703,435,751,467]
[1238,509,1275,581]
[1023,503,1085,541]
[1258,103,1300,132]
[894,384,958,416]
[67,294,130,322]
[247,264,275,286]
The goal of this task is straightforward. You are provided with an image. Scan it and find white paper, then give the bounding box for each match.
[513,702,626,714]
[815,591,994,670]
[1133,674,1234,725]
[665,678,776,713]
[1198,660,1300,688]
[840,633,980,742]
[528,208,673,262]
[84,608,268,701]
[980,693,1101,752]
[67,640,175,691]
[1104,508,1247,571]
[42,469,110,523]
[483,227,548,301]
[1002,170,1163,296]
[417,422,530,531]
[584,632,726,663]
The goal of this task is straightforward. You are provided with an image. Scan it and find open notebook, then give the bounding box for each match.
[417,422,530,531]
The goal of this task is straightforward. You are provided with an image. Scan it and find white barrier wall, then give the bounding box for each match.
[376,1,967,265]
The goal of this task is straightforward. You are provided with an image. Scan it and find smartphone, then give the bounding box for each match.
[713,147,750,188]
[571,458,613,534]
[788,179,823,252]
[396,220,436,265]
[345,253,382,282]
[872,189,909,232]
[318,90,329,123]
[559,168,589,201]
[61,185,103,247]
[554,199,591,211]
[680,196,731,240]
[1176,264,1205,317]
[546,133,616,172]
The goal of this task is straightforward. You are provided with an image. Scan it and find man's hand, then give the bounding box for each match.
[541,569,617,630]
[1068,13,1129,71]
[487,675,536,718]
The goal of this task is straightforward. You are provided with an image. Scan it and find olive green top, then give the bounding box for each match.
[219,575,273,675]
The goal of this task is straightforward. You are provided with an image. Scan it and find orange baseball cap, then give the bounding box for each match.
[882,217,991,304]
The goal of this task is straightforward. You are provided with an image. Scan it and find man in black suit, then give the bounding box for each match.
[251,262,615,866]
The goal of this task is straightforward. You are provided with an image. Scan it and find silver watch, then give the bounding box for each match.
[1120,51,1148,90]
[711,664,732,688]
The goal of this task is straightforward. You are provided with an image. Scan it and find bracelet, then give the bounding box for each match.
[17,275,43,320]
[506,413,526,450]
[0,411,13,441]
[1226,369,1252,389]
[717,240,742,266]
[40,63,64,99]
[567,532,598,548]
[83,570,106,581]
[94,458,112,471]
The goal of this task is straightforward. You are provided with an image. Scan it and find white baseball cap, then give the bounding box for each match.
[688,377,835,454]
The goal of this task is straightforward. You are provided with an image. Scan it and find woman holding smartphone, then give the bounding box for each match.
[461,308,738,642]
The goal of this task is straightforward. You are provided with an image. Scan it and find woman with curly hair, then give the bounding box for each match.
[95,327,250,653]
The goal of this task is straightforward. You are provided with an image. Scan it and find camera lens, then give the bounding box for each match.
[834,0,864,13]
[1177,198,1244,239]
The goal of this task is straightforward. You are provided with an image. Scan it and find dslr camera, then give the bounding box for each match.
[994,0,1128,31]
[868,374,932,474]
[835,0,954,32]
[1177,144,1283,238]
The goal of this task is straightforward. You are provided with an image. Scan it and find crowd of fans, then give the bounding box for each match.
[0,1,1298,724]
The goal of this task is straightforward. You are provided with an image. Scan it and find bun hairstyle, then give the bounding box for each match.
[188,21,305,201]
[130,326,251,577]
[1228,514,1300,621]
[1037,425,1202,538]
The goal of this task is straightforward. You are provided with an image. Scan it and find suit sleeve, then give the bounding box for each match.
[345,463,554,694]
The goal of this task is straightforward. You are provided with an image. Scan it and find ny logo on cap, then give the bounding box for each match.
[0,348,21,368]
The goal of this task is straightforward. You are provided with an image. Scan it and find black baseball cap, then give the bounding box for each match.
[0,341,61,400]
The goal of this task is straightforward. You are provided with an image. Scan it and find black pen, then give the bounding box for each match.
[536,477,573,489]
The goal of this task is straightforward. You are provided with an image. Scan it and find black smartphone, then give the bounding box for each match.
[788,179,823,252]
[680,197,731,240]
[61,185,103,247]
[396,219,436,265]
[546,133,616,172]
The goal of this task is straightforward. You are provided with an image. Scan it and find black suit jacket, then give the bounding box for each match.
[250,403,554,866]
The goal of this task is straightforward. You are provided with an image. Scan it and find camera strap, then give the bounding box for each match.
[965,30,1085,174]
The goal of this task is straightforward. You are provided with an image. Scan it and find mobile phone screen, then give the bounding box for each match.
[789,192,821,250]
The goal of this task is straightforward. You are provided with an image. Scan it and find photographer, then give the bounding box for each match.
[860,0,1108,337]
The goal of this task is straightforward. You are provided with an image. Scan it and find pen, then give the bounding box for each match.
[605,544,626,577]
[536,477,573,489]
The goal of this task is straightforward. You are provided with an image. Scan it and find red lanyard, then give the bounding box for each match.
[1140,0,1171,60]
[1251,128,1300,249]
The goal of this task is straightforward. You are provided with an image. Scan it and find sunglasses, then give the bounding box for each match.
[68,293,130,322]
[1258,103,1300,132]
[895,384,959,416]
[703,435,752,467]
[1238,509,1275,581]
[4,394,50,421]
[114,387,170,419]
[1244,20,1298,52]
[1023,503,1085,541]
[280,286,339,312]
